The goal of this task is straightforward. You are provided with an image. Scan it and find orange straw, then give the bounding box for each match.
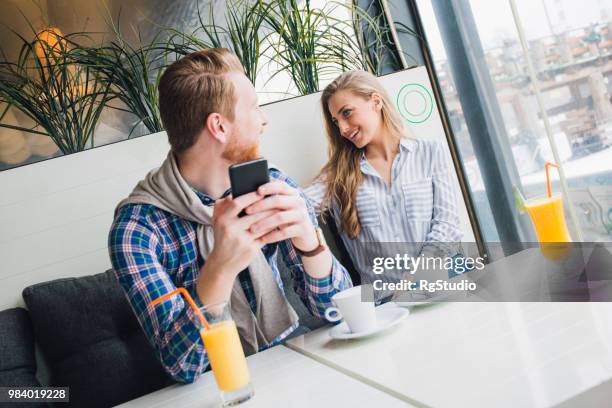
[545,162,560,198]
[150,288,211,330]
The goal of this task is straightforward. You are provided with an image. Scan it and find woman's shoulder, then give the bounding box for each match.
[303,177,327,198]
[269,167,298,188]
[405,137,444,152]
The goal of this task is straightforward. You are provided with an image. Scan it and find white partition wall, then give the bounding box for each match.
[0,133,170,309]
[0,66,477,309]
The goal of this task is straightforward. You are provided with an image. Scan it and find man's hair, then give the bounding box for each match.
[159,48,245,154]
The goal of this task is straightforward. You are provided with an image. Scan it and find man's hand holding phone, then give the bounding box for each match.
[245,181,318,251]
[244,181,332,281]
[205,158,317,280]
[197,191,277,305]
[198,158,321,305]
[206,191,276,276]
[199,181,322,306]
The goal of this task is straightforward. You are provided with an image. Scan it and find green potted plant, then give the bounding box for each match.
[256,0,333,95]
[71,14,170,137]
[168,0,265,86]
[256,0,418,95]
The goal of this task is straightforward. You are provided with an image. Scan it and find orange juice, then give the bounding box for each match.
[525,194,571,260]
[200,320,250,392]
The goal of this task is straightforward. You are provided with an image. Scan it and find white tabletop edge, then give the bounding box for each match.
[116,344,417,408]
[284,341,432,408]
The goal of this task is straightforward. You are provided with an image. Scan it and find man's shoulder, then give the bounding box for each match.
[111,203,176,237]
[114,202,161,223]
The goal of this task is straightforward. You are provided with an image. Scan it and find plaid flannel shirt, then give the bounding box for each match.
[108,169,351,383]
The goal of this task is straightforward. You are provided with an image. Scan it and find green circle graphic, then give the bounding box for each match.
[403,90,427,116]
[396,83,433,124]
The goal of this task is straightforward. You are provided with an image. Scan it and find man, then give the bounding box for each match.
[108,48,351,383]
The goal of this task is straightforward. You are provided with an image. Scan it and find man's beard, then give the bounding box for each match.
[221,135,261,164]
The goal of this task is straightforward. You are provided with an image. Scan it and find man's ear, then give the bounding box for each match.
[205,112,230,144]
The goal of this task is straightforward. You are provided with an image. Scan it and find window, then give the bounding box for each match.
[416,0,612,243]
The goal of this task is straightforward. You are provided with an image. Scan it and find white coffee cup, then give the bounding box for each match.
[324,285,377,333]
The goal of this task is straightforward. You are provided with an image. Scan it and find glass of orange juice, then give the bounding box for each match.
[524,194,572,260]
[197,302,253,406]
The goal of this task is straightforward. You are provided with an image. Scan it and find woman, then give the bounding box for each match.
[305,70,463,285]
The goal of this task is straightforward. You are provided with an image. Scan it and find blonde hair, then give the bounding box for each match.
[159,48,245,154]
[318,70,405,239]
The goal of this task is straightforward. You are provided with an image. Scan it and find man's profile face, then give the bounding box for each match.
[221,72,267,163]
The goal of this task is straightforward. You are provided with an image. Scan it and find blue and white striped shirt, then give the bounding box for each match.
[305,138,463,279]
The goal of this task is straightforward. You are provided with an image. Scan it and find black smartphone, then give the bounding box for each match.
[229,158,269,198]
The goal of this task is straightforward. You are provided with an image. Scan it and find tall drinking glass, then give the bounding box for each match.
[197,302,253,406]
[524,194,572,260]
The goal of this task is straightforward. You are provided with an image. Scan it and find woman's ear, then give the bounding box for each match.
[371,93,383,112]
[205,112,229,144]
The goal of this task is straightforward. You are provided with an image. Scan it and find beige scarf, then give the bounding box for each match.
[115,152,298,355]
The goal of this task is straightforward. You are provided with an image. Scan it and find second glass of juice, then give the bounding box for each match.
[524,194,572,260]
[198,302,253,406]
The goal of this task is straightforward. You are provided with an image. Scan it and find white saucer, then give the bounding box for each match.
[329,306,410,340]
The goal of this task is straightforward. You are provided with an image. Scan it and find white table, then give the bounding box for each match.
[286,302,612,408]
[118,248,612,407]
[116,345,414,407]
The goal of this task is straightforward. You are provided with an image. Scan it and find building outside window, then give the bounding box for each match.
[417,0,612,243]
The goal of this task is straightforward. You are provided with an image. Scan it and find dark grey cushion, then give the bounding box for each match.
[22,271,173,407]
[279,259,325,331]
[320,212,360,285]
[0,307,40,386]
[0,308,45,408]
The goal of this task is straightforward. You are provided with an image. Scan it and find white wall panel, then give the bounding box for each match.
[0,167,157,244]
[0,132,168,206]
[0,132,170,309]
[0,249,110,309]
[1,213,113,279]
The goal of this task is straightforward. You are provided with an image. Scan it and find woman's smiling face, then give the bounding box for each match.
[327,89,383,149]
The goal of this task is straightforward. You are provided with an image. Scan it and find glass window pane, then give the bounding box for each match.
[417,0,612,242]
